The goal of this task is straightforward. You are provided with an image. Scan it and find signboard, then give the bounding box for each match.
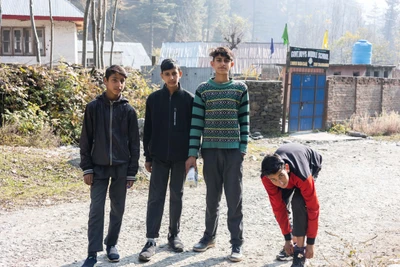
[289,47,330,68]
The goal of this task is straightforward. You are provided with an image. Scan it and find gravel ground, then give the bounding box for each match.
[1,137,400,267]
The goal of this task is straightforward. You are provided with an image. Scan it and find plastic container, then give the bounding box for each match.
[186,167,198,187]
[352,40,372,64]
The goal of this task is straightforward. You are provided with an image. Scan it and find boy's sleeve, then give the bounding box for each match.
[143,96,152,162]
[261,176,292,241]
[188,89,205,157]
[127,107,140,181]
[238,86,250,154]
[296,175,320,245]
[79,103,94,175]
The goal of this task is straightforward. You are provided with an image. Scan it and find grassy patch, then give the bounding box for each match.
[0,146,86,210]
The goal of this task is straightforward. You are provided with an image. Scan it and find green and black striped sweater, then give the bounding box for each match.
[188,78,250,157]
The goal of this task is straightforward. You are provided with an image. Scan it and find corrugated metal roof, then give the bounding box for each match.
[159,42,287,74]
[2,0,83,18]
[77,41,152,69]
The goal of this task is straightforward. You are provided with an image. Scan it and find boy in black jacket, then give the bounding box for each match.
[138,59,194,261]
[79,65,140,267]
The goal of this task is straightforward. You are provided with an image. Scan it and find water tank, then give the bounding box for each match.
[352,40,372,64]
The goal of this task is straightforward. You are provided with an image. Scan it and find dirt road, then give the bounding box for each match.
[1,137,399,267]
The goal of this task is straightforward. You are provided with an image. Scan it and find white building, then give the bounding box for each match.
[77,41,151,69]
[0,0,83,65]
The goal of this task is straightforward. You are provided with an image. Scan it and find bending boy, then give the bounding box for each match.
[261,143,322,267]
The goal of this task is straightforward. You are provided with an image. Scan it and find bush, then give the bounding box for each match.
[348,111,400,136]
[0,63,154,146]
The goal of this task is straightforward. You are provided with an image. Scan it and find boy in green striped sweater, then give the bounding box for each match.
[185,46,250,262]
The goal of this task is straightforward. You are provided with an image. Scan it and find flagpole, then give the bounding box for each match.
[281,23,290,133]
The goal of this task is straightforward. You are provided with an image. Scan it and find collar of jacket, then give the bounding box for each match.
[162,83,183,95]
[97,92,128,105]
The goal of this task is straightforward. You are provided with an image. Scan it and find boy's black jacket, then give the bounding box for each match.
[80,92,140,178]
[143,84,194,162]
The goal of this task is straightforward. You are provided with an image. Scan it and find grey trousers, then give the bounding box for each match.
[146,158,186,238]
[87,164,128,253]
[201,148,244,246]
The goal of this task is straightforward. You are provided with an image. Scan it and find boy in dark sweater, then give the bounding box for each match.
[138,59,194,261]
[79,65,140,267]
[185,47,250,262]
[261,143,322,267]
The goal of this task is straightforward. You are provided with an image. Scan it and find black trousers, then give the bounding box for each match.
[201,149,244,246]
[282,167,321,237]
[87,164,128,253]
[146,158,186,238]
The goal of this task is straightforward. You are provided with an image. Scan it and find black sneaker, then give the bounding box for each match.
[81,255,97,267]
[106,245,120,262]
[138,241,157,262]
[276,247,293,261]
[168,234,184,252]
[193,236,215,252]
[291,248,306,267]
[228,244,243,262]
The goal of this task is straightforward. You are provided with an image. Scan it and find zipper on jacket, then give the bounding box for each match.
[174,108,177,126]
[109,101,114,166]
[167,95,172,159]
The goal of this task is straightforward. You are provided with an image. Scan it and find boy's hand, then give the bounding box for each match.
[83,174,93,185]
[126,180,134,189]
[185,156,197,174]
[284,240,294,256]
[305,244,314,258]
[145,162,152,173]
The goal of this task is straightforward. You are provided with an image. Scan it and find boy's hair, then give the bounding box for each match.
[261,153,285,177]
[105,65,127,79]
[161,58,180,72]
[209,46,234,60]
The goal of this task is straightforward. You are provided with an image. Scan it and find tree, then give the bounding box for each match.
[29,0,41,65]
[48,0,54,69]
[100,0,107,68]
[383,0,399,50]
[171,0,205,42]
[91,0,98,67]
[216,14,250,50]
[110,0,119,65]
[82,0,93,67]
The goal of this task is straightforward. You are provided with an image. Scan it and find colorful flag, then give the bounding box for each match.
[282,23,289,46]
[322,30,329,49]
[270,38,274,58]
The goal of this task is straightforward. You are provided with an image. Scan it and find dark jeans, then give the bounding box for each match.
[282,167,321,237]
[146,158,186,238]
[87,164,128,253]
[201,149,244,246]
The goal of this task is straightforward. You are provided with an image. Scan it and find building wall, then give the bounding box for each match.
[0,19,78,65]
[326,76,400,126]
[326,65,367,76]
[246,80,282,135]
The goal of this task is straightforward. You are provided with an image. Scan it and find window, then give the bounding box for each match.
[353,72,360,77]
[1,27,45,56]
[374,71,379,77]
[333,71,341,75]
[87,58,94,67]
[366,71,370,76]
[384,71,388,78]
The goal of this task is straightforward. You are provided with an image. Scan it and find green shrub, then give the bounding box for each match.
[0,63,153,146]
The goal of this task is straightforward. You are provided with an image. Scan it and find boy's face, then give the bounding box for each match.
[267,164,290,188]
[160,67,182,90]
[210,55,234,75]
[104,72,126,101]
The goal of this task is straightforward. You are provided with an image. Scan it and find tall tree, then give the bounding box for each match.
[172,0,205,42]
[100,0,107,68]
[82,0,92,67]
[383,0,399,50]
[96,0,102,68]
[91,0,98,67]
[48,0,54,69]
[29,0,41,64]
[110,0,119,65]
[214,14,249,49]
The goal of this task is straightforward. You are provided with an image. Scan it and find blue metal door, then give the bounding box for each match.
[289,74,326,132]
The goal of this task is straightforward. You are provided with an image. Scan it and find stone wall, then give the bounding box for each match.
[326,76,400,125]
[245,80,283,135]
